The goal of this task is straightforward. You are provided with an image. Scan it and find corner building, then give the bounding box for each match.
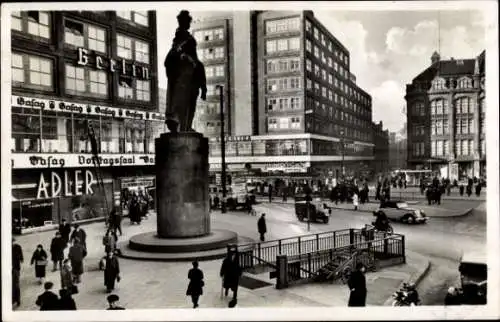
[405,51,486,181]
[191,11,374,182]
[10,10,161,232]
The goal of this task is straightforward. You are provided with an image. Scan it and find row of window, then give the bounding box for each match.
[265,17,301,35]
[205,65,225,78]
[431,76,477,91]
[305,120,371,142]
[193,28,224,43]
[306,42,349,77]
[412,142,426,156]
[267,97,301,111]
[266,37,300,54]
[412,97,482,116]
[12,52,151,101]
[268,117,302,130]
[266,58,301,74]
[413,139,485,158]
[197,47,225,60]
[454,140,476,156]
[267,77,302,92]
[305,99,371,128]
[430,140,450,157]
[305,19,349,65]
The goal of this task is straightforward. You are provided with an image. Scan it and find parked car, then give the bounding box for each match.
[294,194,330,224]
[376,200,428,224]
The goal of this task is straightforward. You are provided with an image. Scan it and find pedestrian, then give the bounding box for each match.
[103,252,121,293]
[444,287,461,306]
[214,195,220,209]
[352,192,359,211]
[268,185,273,203]
[475,183,481,197]
[68,238,86,284]
[109,205,122,236]
[103,230,117,255]
[258,213,267,242]
[50,232,66,272]
[30,244,48,284]
[60,259,75,293]
[220,251,242,300]
[447,184,451,196]
[459,185,465,196]
[35,281,59,311]
[57,289,77,310]
[347,263,367,307]
[186,261,204,309]
[70,224,87,250]
[12,238,24,308]
[466,185,472,197]
[106,294,125,310]
[59,219,71,245]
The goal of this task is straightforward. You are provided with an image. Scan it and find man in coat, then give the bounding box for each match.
[70,224,87,250]
[68,239,86,284]
[104,252,121,293]
[220,252,242,300]
[109,205,122,236]
[60,259,74,292]
[258,213,267,242]
[347,263,367,307]
[50,232,66,272]
[35,281,59,311]
[59,219,71,245]
[186,261,204,308]
[12,238,24,308]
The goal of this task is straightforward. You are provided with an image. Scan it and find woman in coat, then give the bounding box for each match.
[30,244,48,284]
[220,252,242,300]
[68,239,85,284]
[347,263,367,307]
[50,232,66,272]
[60,259,74,292]
[104,252,120,293]
[186,261,204,308]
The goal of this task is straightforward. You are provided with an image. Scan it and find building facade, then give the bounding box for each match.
[388,131,408,171]
[372,121,390,174]
[405,51,486,181]
[10,10,161,231]
[188,11,375,181]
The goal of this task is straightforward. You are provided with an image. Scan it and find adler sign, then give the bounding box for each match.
[36,170,96,199]
[77,48,150,80]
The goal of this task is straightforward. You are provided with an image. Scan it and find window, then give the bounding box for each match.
[266,38,299,53]
[215,65,224,77]
[291,117,301,129]
[290,97,300,109]
[480,139,486,155]
[215,47,224,58]
[443,119,449,134]
[444,140,449,156]
[279,117,289,129]
[431,99,447,115]
[11,11,22,31]
[436,140,443,156]
[64,19,84,47]
[117,34,132,59]
[306,39,312,52]
[469,140,474,156]
[136,80,150,101]
[455,141,461,156]
[12,11,51,39]
[306,59,312,72]
[314,27,319,39]
[328,90,333,101]
[268,119,277,129]
[89,70,107,95]
[117,11,149,26]
[135,39,150,64]
[334,61,338,72]
[322,87,327,98]
[432,77,446,90]
[455,97,473,114]
[436,120,443,134]
[305,20,312,32]
[457,77,473,89]
[321,69,327,81]
[327,57,333,68]
[413,102,425,116]
[314,64,320,77]
[65,65,86,93]
[307,79,312,90]
[480,115,485,134]
[461,118,468,134]
[267,58,300,73]
[267,77,301,92]
[314,82,320,95]
[88,25,106,53]
[468,118,474,133]
[25,55,52,88]
[11,53,24,83]
[314,46,319,58]
[195,28,224,42]
[462,140,468,155]
[431,141,436,156]
[265,17,300,34]
[328,74,333,85]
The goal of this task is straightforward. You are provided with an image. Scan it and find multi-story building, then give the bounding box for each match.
[389,131,408,171]
[405,51,486,180]
[10,10,162,232]
[189,10,374,182]
[372,121,390,174]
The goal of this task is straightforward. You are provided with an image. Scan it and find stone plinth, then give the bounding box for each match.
[155,132,210,238]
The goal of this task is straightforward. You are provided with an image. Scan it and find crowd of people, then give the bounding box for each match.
[121,189,153,225]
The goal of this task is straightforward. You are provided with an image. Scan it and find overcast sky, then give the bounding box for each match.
[156,9,486,133]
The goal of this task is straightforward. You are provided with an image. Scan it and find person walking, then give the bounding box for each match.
[352,192,359,211]
[68,238,86,284]
[268,185,273,203]
[106,294,125,310]
[57,289,77,310]
[475,183,482,197]
[109,205,122,236]
[103,230,117,255]
[35,282,59,311]
[459,185,465,196]
[50,232,66,272]
[70,224,87,250]
[186,261,204,308]
[103,252,121,293]
[60,259,75,293]
[347,263,367,307]
[220,251,242,300]
[30,244,48,284]
[59,219,71,245]
[12,238,24,308]
[257,213,267,242]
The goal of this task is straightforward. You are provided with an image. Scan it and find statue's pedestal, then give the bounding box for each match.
[155,132,210,238]
[119,132,252,261]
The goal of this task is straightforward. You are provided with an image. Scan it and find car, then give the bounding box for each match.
[376,200,428,224]
[294,194,331,224]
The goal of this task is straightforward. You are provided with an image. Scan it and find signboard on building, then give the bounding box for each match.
[36,169,97,200]
[11,153,156,169]
[12,96,165,121]
[209,135,252,142]
[255,162,310,173]
[120,176,155,189]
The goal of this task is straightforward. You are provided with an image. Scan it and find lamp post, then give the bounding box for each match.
[216,85,227,213]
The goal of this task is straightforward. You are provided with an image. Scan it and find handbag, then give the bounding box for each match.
[36,260,48,266]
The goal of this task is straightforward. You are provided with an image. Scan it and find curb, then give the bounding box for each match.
[382,253,431,306]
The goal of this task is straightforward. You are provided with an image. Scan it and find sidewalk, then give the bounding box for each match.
[13,213,430,310]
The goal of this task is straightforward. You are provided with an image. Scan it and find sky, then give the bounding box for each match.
[156,9,487,134]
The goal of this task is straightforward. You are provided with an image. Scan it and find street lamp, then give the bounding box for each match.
[216,85,227,213]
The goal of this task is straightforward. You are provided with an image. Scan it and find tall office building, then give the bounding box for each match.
[10,10,161,232]
[405,51,486,180]
[174,11,375,181]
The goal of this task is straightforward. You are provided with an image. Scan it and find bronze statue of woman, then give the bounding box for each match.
[164,10,207,133]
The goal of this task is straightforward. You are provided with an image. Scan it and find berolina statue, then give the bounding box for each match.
[164,10,207,133]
